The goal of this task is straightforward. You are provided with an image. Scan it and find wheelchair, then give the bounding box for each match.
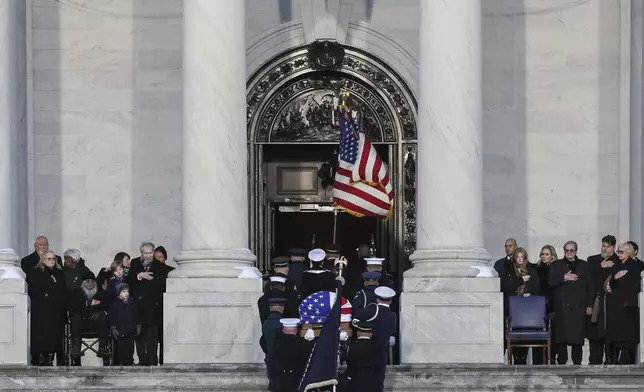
[63,311,115,366]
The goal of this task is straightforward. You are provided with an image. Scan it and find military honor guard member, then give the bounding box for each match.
[345,319,382,392]
[299,248,336,299]
[362,286,396,390]
[261,297,286,390]
[287,248,307,290]
[258,273,298,324]
[364,257,395,289]
[268,318,313,392]
[352,271,381,309]
[263,256,295,294]
[325,243,342,271]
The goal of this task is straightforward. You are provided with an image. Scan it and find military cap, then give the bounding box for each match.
[326,244,341,253]
[361,271,382,281]
[271,256,290,268]
[280,318,300,328]
[308,248,326,263]
[375,286,396,300]
[269,273,288,284]
[288,248,308,257]
[268,297,286,306]
[364,257,385,266]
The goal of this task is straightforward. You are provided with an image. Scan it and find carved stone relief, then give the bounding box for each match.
[403,145,417,256]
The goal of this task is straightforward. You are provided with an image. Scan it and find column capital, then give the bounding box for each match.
[404,248,493,278]
[171,249,260,279]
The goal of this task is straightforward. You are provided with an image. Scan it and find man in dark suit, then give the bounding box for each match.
[127,241,167,366]
[586,235,618,364]
[493,238,517,278]
[20,236,62,275]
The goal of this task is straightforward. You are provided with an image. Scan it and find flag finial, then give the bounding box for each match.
[339,88,350,107]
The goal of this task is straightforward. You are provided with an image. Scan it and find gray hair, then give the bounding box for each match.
[139,241,156,253]
[63,248,81,262]
[563,241,578,251]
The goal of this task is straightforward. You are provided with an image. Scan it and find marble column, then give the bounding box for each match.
[163,0,263,364]
[0,0,29,365]
[400,0,503,363]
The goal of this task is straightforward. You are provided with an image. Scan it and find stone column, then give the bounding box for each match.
[400,0,503,364]
[0,0,28,365]
[163,0,263,364]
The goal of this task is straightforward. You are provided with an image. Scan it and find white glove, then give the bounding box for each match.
[339,331,348,342]
[388,336,396,346]
[304,328,315,341]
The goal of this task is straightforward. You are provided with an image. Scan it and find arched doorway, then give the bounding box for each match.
[246,42,418,285]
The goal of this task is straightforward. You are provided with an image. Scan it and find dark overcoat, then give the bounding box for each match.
[586,253,619,340]
[268,332,313,392]
[605,258,643,345]
[346,337,382,392]
[126,258,166,326]
[27,266,68,353]
[548,258,594,345]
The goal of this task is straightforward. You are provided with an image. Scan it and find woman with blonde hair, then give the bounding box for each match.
[26,250,67,366]
[501,247,540,364]
[604,242,643,364]
[533,245,558,364]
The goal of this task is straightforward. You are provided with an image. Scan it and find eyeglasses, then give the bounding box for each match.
[617,250,624,254]
[564,249,576,253]
[44,257,55,261]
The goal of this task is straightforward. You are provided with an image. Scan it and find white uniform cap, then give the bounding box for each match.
[280,318,301,328]
[269,275,287,284]
[374,286,396,299]
[340,314,352,323]
[308,248,326,262]
[364,257,385,266]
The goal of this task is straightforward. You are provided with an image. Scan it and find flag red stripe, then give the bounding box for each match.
[358,140,370,180]
[372,157,382,184]
[336,166,352,178]
[333,181,392,211]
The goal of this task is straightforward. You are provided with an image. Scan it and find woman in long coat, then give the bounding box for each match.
[27,251,68,366]
[604,242,643,364]
[548,242,594,365]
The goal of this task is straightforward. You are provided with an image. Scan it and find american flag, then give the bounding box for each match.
[332,109,393,218]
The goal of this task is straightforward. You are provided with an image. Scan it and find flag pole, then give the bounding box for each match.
[332,208,338,243]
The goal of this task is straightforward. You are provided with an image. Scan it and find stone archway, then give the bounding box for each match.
[246,41,418,271]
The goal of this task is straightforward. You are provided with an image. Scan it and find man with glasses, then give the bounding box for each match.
[586,235,618,364]
[548,241,594,365]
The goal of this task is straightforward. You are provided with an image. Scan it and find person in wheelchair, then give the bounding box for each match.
[69,279,110,362]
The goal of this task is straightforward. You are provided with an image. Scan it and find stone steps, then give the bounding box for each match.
[1,364,644,391]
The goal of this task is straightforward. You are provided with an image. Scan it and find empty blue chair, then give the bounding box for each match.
[506,295,551,365]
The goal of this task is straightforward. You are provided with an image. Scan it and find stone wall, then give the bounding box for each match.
[31,0,182,270]
[27,0,622,272]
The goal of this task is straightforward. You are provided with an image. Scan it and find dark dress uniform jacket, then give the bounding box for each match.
[268,332,313,392]
[548,258,594,345]
[605,258,643,345]
[287,262,306,290]
[260,311,282,356]
[346,337,382,392]
[299,267,336,299]
[27,266,68,353]
[126,258,166,326]
[586,253,619,340]
[352,286,378,309]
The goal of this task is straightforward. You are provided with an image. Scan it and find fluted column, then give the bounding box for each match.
[163,0,263,364]
[0,0,28,365]
[400,0,502,364]
[173,0,259,279]
[405,0,491,278]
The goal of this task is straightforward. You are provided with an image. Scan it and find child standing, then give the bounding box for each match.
[108,283,141,366]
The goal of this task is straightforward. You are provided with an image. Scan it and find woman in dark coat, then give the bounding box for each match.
[548,241,594,365]
[604,242,644,364]
[500,247,540,364]
[535,245,558,364]
[27,251,68,366]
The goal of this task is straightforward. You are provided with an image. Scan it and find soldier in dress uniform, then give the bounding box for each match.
[361,286,396,391]
[299,248,336,299]
[345,319,382,392]
[268,318,313,392]
[258,273,298,324]
[364,257,395,289]
[352,271,381,309]
[325,243,341,272]
[287,248,307,290]
[261,297,286,391]
[263,256,295,294]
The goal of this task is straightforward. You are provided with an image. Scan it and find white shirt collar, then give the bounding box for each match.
[378,303,390,308]
[357,336,371,340]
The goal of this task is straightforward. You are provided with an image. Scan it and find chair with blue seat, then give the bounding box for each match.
[506,295,551,365]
